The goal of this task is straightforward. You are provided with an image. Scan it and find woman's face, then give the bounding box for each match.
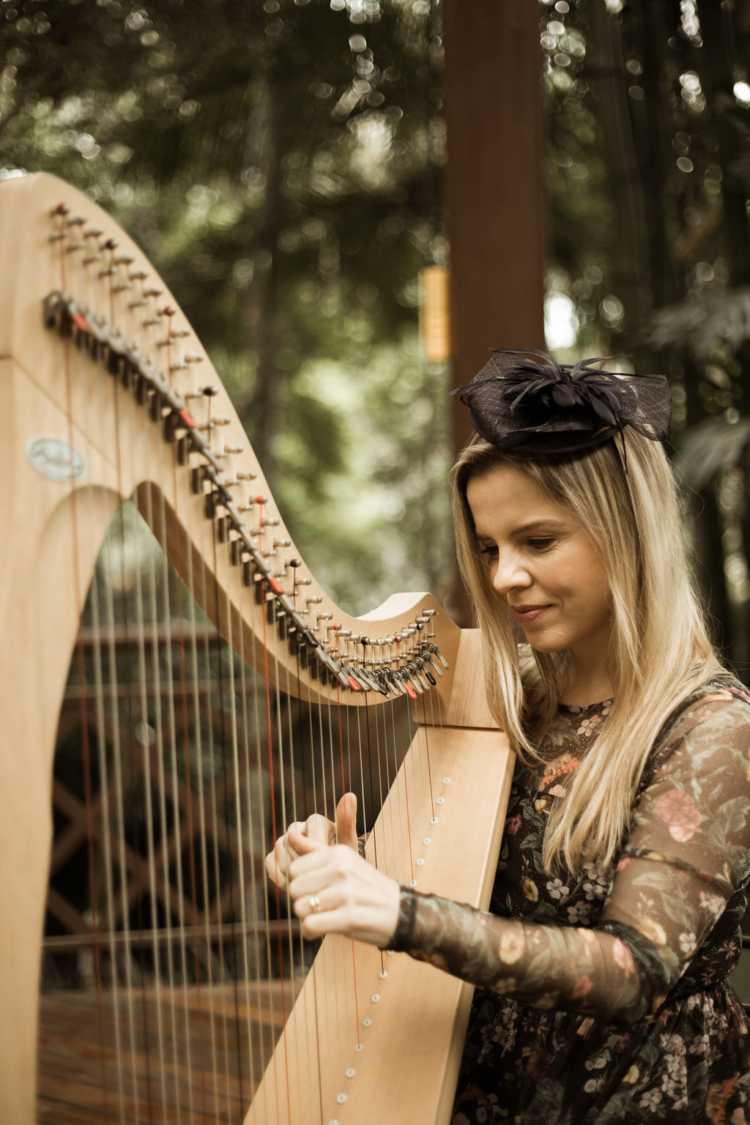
[465,463,613,667]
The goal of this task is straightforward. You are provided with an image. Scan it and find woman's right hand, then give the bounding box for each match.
[265,792,359,890]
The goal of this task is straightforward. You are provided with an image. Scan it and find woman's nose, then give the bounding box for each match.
[492,552,532,596]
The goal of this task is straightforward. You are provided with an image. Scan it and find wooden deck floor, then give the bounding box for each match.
[37,980,303,1125]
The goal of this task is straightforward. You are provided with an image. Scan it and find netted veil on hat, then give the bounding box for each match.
[453,349,671,457]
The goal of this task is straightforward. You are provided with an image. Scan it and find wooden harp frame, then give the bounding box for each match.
[0,172,514,1125]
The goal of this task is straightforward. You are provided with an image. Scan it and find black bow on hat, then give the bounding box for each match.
[452,349,671,457]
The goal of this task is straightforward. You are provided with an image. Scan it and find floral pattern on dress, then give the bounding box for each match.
[391,676,750,1123]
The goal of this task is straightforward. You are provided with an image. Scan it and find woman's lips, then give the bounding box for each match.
[511,604,552,625]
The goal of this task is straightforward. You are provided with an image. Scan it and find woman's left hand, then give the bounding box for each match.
[287,831,400,947]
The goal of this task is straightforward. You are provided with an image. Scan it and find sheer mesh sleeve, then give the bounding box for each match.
[390,690,750,1023]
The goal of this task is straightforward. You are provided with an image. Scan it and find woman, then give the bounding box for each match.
[268,350,750,1123]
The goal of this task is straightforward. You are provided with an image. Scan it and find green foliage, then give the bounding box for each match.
[537,0,750,668]
[1,0,449,613]
[9,0,750,658]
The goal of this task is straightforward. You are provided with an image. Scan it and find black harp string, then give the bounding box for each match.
[75,230,117,1115]
[381,679,399,980]
[379,667,396,878]
[266,577,297,1107]
[271,593,311,1109]
[280,583,304,1102]
[115,266,158,1116]
[246,563,277,1124]
[334,666,363,1047]
[324,679,352,1055]
[85,250,128,1118]
[295,606,327,1125]
[233,537,260,1105]
[102,238,136,1121]
[112,273,145,1112]
[292,606,327,1100]
[214,515,249,1113]
[179,408,223,1124]
[135,285,180,1116]
[199,389,237,1107]
[163,311,211,1116]
[207,401,248,1116]
[161,303,206,1111]
[268,596,296,1065]
[209,444,260,1112]
[150,302,198,1117]
[255,501,295,1125]
[398,682,415,890]
[194,410,233,1115]
[169,370,219,1119]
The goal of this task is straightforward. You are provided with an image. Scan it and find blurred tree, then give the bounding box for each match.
[539,0,750,672]
[9,0,750,662]
[0,0,452,616]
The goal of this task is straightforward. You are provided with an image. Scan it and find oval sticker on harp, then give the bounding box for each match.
[27,436,87,483]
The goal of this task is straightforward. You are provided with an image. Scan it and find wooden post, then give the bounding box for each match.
[443,0,546,454]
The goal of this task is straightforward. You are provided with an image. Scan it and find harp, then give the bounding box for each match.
[0,172,513,1125]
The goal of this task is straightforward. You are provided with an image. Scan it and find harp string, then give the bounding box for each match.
[169,422,212,1123]
[170,326,219,1120]
[87,438,122,1118]
[269,598,296,1084]
[399,697,415,887]
[280,613,303,1101]
[173,442,221,1124]
[81,250,121,1118]
[271,598,308,1113]
[234,537,259,1107]
[196,473,234,1118]
[110,351,141,1113]
[337,685,363,1041]
[208,395,249,1117]
[321,688,353,1054]
[302,662,326,1124]
[256,500,294,1123]
[162,309,206,1118]
[148,284,197,1115]
[139,361,182,1116]
[246,585,275,1123]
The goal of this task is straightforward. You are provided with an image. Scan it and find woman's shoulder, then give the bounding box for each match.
[642,673,750,789]
[658,673,750,739]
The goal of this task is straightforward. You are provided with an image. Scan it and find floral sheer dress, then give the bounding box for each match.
[390,677,750,1123]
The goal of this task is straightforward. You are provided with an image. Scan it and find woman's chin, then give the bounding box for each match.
[523,632,560,655]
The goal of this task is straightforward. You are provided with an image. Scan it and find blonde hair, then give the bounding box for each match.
[452,432,721,876]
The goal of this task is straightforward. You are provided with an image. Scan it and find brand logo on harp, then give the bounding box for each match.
[26,436,87,483]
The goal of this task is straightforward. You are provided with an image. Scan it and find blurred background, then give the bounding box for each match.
[4,0,750,665]
[8,2,750,1093]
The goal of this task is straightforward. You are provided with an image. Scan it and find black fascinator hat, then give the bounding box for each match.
[453,349,671,457]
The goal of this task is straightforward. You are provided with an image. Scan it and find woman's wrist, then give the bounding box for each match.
[386,884,420,952]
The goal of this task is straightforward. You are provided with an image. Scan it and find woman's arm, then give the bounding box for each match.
[387,690,750,1023]
[289,690,750,1024]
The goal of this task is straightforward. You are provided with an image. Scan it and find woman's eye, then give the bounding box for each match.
[480,544,498,560]
[528,538,554,550]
